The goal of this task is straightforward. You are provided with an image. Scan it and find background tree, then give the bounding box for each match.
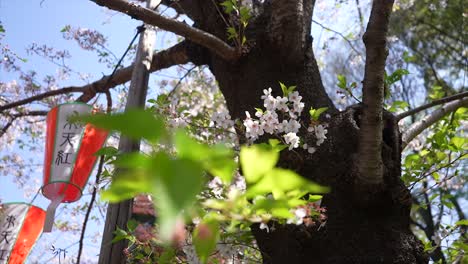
[0,0,466,263]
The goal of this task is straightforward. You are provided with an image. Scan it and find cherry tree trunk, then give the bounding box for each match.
[183,1,429,263]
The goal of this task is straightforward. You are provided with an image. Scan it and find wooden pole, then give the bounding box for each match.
[98,1,159,263]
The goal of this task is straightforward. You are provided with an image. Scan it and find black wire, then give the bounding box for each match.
[104,25,145,87]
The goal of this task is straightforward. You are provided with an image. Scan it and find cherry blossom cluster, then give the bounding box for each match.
[211,87,329,152]
[243,88,304,145]
[305,123,328,149]
[62,26,107,51]
[245,88,328,151]
[260,202,327,232]
[211,110,234,129]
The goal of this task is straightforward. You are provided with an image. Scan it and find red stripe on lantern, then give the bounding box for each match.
[71,124,108,194]
[43,107,58,185]
[68,125,108,201]
[8,205,46,264]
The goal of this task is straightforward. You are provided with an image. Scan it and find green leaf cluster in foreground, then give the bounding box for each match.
[80,109,329,263]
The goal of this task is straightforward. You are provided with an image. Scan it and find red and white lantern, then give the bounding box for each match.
[0,203,46,264]
[42,103,108,232]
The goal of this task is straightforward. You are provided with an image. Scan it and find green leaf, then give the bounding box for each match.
[226,26,238,40]
[455,220,468,226]
[240,145,278,184]
[220,0,236,13]
[158,247,176,263]
[60,25,70,32]
[100,170,153,202]
[152,153,204,241]
[404,153,421,167]
[402,51,416,63]
[429,85,445,100]
[268,139,288,152]
[193,220,220,263]
[388,100,409,112]
[287,85,297,94]
[337,74,347,89]
[279,82,288,96]
[0,25,5,33]
[239,6,251,25]
[246,168,329,199]
[112,152,153,168]
[308,195,323,202]
[76,109,165,143]
[112,227,129,243]
[252,197,301,218]
[309,107,328,121]
[175,131,236,184]
[385,69,409,86]
[450,137,466,150]
[242,35,247,45]
[94,146,118,156]
[127,219,138,231]
[99,152,157,202]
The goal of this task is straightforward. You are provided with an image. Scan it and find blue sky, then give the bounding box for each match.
[0,1,372,263]
[0,1,144,263]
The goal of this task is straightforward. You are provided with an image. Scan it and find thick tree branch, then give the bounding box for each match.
[91,0,238,60]
[0,42,189,111]
[78,41,188,102]
[357,0,394,186]
[402,97,468,149]
[397,91,468,120]
[10,110,48,117]
[0,87,86,113]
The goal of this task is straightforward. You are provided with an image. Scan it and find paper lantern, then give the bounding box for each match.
[0,203,46,264]
[42,103,108,232]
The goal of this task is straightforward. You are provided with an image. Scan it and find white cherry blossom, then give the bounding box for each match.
[284,132,300,150]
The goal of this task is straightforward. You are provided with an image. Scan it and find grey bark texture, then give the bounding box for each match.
[94,0,430,263]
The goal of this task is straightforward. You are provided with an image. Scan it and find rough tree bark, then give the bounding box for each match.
[177,0,428,263]
[90,0,430,263]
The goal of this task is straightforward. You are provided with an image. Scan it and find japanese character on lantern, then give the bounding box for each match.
[0,203,46,264]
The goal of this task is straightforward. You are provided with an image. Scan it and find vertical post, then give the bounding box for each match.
[98,1,160,263]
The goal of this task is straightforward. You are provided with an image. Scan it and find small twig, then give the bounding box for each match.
[167,65,197,97]
[312,19,362,56]
[354,0,364,34]
[209,0,231,29]
[410,218,426,231]
[408,154,465,190]
[0,116,17,137]
[76,156,105,264]
[397,91,468,120]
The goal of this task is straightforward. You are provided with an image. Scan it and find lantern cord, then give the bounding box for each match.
[29,187,41,205]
